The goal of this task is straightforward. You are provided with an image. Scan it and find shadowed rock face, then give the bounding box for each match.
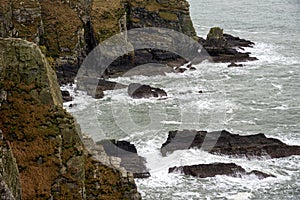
[161,130,300,158]
[169,163,275,179]
[97,140,150,178]
[128,83,167,99]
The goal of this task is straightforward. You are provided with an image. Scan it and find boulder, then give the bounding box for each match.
[128,83,167,99]
[61,90,73,102]
[169,163,275,179]
[161,130,300,158]
[97,140,150,178]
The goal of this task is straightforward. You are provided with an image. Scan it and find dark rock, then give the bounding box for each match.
[169,163,275,179]
[76,77,126,99]
[205,27,227,48]
[61,90,73,102]
[224,33,255,48]
[228,62,244,67]
[97,140,150,178]
[161,130,300,158]
[202,27,258,63]
[128,83,167,99]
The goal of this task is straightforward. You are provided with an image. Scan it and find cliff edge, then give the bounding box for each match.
[0,38,140,199]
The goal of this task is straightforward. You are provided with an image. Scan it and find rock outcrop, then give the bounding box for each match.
[169,163,275,179]
[161,130,300,158]
[128,83,167,99]
[126,0,196,38]
[97,140,150,178]
[0,38,141,199]
[200,27,257,63]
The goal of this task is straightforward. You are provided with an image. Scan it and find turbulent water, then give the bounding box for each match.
[63,0,300,199]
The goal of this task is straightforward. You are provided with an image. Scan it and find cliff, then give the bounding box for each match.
[0,0,196,84]
[0,38,140,199]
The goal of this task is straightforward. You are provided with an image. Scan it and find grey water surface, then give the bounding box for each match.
[65,0,300,199]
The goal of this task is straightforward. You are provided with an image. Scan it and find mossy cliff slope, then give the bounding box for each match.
[0,38,140,199]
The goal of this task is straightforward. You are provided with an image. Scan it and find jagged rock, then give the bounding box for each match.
[76,77,126,99]
[202,27,257,63]
[97,140,150,178]
[61,90,73,102]
[128,83,167,99]
[228,62,244,67]
[205,27,227,48]
[169,163,275,179]
[161,130,300,158]
[224,34,255,48]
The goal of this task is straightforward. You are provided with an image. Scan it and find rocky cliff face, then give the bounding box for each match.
[0,38,140,199]
[126,0,196,37]
[0,0,196,84]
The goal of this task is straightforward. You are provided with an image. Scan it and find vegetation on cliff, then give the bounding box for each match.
[0,38,140,199]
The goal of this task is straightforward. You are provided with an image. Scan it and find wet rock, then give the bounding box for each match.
[97,140,150,178]
[202,27,257,63]
[128,83,167,99]
[224,33,255,48]
[61,90,73,102]
[169,163,275,179]
[76,77,126,99]
[228,62,244,67]
[161,130,300,158]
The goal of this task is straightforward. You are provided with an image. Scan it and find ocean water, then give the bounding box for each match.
[63,0,300,199]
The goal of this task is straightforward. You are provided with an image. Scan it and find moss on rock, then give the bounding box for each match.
[0,38,141,199]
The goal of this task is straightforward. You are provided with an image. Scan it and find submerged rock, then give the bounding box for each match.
[169,163,275,179]
[228,62,244,67]
[161,130,300,158]
[97,140,150,178]
[128,83,167,99]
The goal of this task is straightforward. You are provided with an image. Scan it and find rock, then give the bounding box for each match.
[76,77,126,99]
[228,62,244,67]
[0,38,141,199]
[224,33,255,48]
[0,136,22,200]
[128,83,167,99]
[161,130,300,158]
[202,27,258,63]
[205,27,227,48]
[126,0,197,38]
[97,140,151,178]
[61,90,73,102]
[169,163,275,179]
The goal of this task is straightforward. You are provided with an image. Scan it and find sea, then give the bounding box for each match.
[62,0,300,199]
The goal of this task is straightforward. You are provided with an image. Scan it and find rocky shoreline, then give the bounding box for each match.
[1,0,297,199]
